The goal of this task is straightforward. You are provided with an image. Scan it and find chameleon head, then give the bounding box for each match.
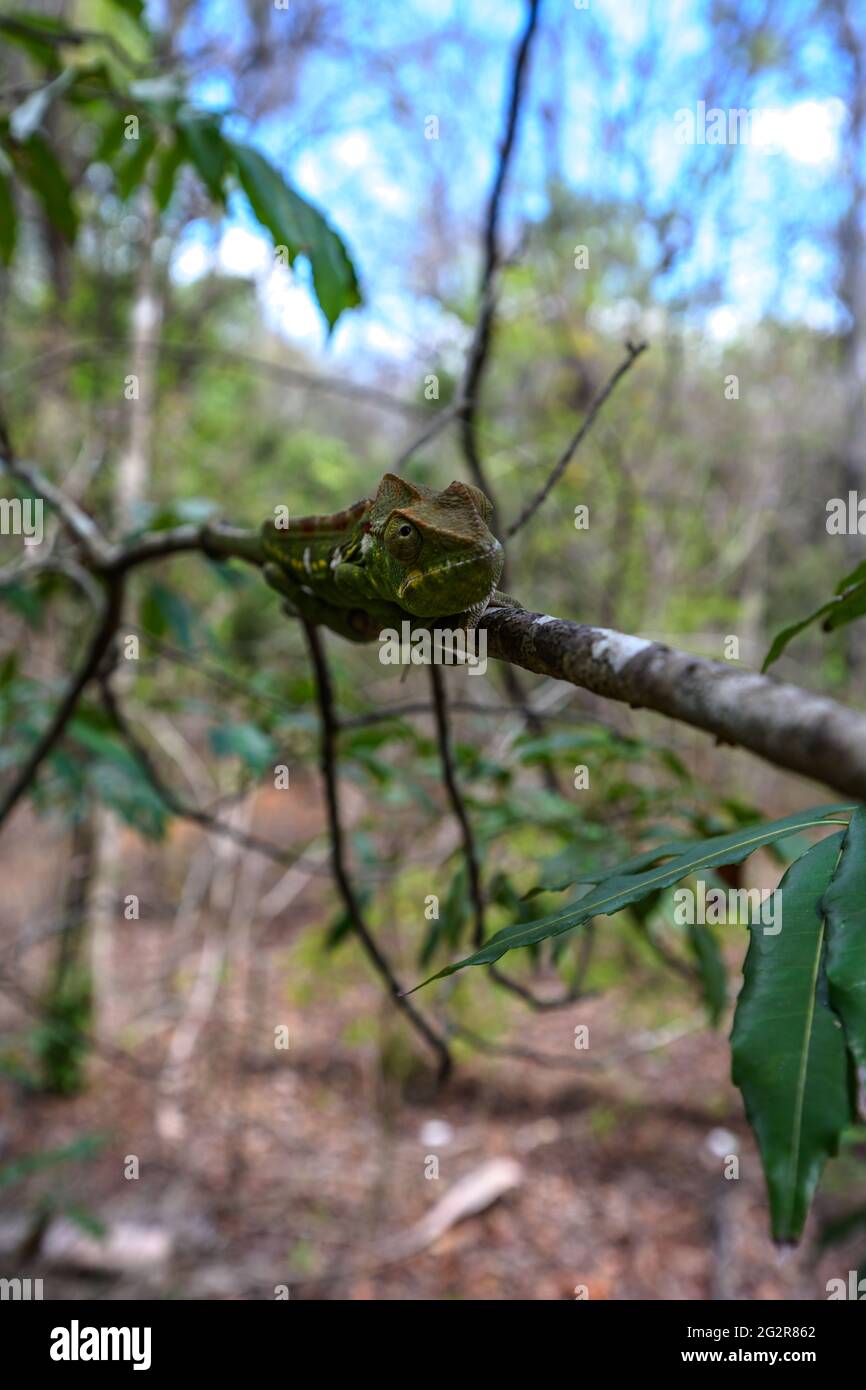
[369,474,504,618]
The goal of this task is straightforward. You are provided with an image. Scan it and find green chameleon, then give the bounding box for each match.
[259,472,517,642]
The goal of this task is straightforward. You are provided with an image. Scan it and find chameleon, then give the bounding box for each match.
[259,472,517,643]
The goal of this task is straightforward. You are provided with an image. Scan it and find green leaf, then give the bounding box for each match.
[411,804,853,988]
[823,806,866,1077]
[818,1204,866,1250]
[731,833,854,1242]
[152,136,184,212]
[0,14,68,69]
[325,887,372,951]
[687,923,727,1026]
[105,0,146,23]
[419,864,468,967]
[72,0,151,72]
[762,577,866,670]
[8,132,77,241]
[178,116,228,203]
[0,1133,106,1190]
[836,558,866,593]
[762,599,837,672]
[61,1201,107,1239]
[824,581,866,631]
[0,170,16,264]
[209,720,275,773]
[229,141,361,329]
[140,581,194,650]
[116,127,157,200]
[527,836,702,895]
[513,726,643,763]
[9,68,76,142]
[66,715,169,837]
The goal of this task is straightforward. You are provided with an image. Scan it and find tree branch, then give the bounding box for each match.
[457,0,542,519]
[302,620,453,1082]
[427,662,584,1009]
[98,674,311,873]
[478,604,866,802]
[505,339,648,538]
[427,663,486,947]
[0,576,124,829]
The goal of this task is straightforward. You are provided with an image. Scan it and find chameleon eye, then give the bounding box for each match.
[385,515,422,561]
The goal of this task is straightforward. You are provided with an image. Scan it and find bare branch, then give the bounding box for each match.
[456,0,542,518]
[506,339,648,538]
[427,663,486,947]
[0,577,124,830]
[106,520,265,574]
[98,675,311,873]
[1,338,428,422]
[427,662,582,1009]
[0,454,112,569]
[392,395,465,473]
[302,620,453,1082]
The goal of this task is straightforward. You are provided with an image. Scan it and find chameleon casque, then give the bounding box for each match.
[260,472,516,642]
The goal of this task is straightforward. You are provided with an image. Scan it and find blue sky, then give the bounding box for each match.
[153,0,856,372]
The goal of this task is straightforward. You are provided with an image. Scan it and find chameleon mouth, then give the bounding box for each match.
[397,542,503,616]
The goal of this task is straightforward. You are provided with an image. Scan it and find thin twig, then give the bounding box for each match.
[456,0,542,520]
[427,663,486,948]
[0,577,124,829]
[0,449,112,569]
[1,338,427,422]
[428,661,582,1009]
[302,619,452,1082]
[98,674,316,875]
[506,340,648,538]
[392,395,466,473]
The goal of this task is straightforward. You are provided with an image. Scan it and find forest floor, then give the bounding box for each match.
[1,785,865,1302]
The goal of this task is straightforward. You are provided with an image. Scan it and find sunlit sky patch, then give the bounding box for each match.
[163,0,855,371]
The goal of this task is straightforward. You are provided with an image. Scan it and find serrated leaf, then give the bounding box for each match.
[731,833,854,1242]
[411,804,853,988]
[824,806,866,1078]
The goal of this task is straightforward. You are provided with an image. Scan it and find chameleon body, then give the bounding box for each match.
[260,472,512,642]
